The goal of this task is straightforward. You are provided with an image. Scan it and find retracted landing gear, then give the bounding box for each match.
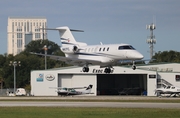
[82,66,89,72]
[104,67,113,74]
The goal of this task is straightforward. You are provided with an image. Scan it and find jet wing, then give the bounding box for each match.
[30,52,101,66]
[30,52,68,62]
[52,87,87,89]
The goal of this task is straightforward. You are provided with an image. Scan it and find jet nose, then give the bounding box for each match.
[126,51,144,60]
[137,53,144,59]
[132,51,144,59]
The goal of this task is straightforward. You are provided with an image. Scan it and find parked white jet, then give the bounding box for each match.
[36,26,144,73]
[50,84,93,96]
[155,86,180,97]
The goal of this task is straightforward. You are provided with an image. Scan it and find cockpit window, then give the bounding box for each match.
[118,45,135,50]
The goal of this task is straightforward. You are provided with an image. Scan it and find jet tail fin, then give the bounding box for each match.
[42,26,84,47]
[58,26,84,46]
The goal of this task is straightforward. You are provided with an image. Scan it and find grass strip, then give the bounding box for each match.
[0,107,180,118]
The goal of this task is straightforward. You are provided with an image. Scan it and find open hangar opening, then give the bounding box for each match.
[97,74,147,95]
[57,73,147,96]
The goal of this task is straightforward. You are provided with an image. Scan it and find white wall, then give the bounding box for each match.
[147,73,157,96]
[158,72,180,87]
[31,71,58,96]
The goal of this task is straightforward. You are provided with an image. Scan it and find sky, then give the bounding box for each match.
[0,0,180,59]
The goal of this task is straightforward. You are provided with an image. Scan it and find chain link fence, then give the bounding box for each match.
[0,88,30,96]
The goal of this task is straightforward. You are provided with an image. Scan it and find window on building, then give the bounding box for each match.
[175,75,180,81]
[17,39,22,48]
[35,33,41,39]
[27,21,29,32]
[24,23,26,32]
[12,22,14,32]
[17,33,22,38]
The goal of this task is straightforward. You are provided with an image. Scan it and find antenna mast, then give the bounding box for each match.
[146,22,156,59]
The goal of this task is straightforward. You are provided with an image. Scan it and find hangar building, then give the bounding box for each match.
[31,63,180,96]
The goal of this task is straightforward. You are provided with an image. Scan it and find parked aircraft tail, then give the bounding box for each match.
[83,84,93,94]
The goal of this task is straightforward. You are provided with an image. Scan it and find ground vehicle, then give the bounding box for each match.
[15,88,26,96]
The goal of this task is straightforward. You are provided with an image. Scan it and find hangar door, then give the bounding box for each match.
[97,74,147,95]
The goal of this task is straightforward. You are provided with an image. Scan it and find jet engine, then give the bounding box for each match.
[61,45,79,54]
[73,45,79,53]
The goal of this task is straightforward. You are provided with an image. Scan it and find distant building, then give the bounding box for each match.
[7,17,47,55]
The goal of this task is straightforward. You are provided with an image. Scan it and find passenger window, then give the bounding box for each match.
[103,48,105,51]
[95,47,98,52]
[107,47,109,51]
[99,48,101,51]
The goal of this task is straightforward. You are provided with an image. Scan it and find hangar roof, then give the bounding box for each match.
[31,63,180,74]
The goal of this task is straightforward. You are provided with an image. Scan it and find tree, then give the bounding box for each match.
[24,39,64,56]
[1,40,69,88]
[151,50,180,63]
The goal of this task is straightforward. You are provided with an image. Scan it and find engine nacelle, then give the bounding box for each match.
[61,45,79,54]
[73,45,79,53]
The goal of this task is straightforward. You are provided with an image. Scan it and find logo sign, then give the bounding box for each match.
[149,74,156,78]
[36,73,44,82]
[46,74,55,81]
[92,69,104,73]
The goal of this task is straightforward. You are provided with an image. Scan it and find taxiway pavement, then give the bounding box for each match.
[0,101,180,108]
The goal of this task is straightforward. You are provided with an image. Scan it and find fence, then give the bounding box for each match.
[0,88,30,96]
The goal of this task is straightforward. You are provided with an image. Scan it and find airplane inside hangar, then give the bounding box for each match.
[56,73,147,96]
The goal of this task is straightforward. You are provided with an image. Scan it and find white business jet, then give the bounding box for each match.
[37,26,144,73]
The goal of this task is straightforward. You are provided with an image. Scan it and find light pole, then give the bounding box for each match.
[9,61,21,94]
[43,45,47,70]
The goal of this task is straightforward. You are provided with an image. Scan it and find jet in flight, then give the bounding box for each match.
[50,84,93,96]
[35,26,144,73]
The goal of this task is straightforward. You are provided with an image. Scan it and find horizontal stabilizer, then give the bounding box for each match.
[40,27,84,32]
